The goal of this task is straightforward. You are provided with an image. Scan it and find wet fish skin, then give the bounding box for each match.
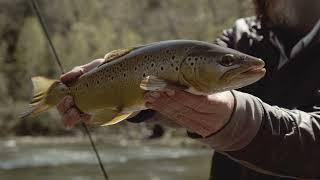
[21,40,266,125]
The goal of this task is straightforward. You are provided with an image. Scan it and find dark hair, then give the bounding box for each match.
[252,0,274,26]
[252,0,268,17]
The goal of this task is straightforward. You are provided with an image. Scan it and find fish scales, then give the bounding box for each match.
[72,43,190,113]
[21,40,266,126]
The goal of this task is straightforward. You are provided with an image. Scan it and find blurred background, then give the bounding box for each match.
[0,0,253,179]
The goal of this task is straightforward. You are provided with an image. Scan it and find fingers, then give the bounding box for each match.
[57,96,74,114]
[60,66,84,85]
[63,108,81,128]
[144,91,211,132]
[145,91,203,121]
[148,88,229,113]
[146,89,208,111]
[150,113,182,128]
[57,96,91,129]
[57,59,104,128]
[60,58,105,85]
[144,90,235,136]
[164,89,208,110]
[83,58,105,71]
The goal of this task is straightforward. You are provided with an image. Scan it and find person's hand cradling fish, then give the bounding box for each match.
[57,58,105,128]
[144,89,235,137]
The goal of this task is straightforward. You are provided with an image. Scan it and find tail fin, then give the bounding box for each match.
[21,76,66,119]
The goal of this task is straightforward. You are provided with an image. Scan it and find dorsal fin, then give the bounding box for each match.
[98,47,135,67]
[104,48,133,62]
[98,43,150,67]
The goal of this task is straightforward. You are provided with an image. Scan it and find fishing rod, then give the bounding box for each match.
[28,0,109,179]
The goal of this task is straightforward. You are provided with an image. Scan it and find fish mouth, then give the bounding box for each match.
[239,57,266,75]
[221,63,266,84]
[217,63,265,91]
[239,65,266,76]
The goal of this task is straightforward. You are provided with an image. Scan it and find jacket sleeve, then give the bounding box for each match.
[214,17,261,53]
[200,90,320,179]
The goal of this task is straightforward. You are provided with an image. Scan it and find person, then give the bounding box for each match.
[56,0,320,179]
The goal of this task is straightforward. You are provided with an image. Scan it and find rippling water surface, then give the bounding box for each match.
[0,139,212,180]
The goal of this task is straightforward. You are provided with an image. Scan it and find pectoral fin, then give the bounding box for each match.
[140,75,169,91]
[140,75,187,91]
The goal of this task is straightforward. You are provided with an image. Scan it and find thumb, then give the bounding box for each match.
[60,58,105,85]
[60,66,84,85]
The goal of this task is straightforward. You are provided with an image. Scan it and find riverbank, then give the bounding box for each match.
[0,135,212,180]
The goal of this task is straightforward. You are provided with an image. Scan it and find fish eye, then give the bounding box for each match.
[220,54,236,67]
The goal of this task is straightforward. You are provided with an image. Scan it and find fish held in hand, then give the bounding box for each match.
[21,40,266,125]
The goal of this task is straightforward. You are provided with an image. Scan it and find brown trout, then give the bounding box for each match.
[22,40,266,125]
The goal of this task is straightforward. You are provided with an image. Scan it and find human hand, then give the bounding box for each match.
[56,58,105,128]
[144,90,235,137]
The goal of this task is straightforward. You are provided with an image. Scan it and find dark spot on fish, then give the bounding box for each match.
[134,67,137,71]
[123,73,126,77]
[160,67,164,71]
[171,63,174,67]
[111,77,114,80]
[191,62,194,66]
[144,55,147,59]
[143,73,146,77]
[175,67,179,71]
[97,80,100,84]
[151,63,154,67]
[195,58,198,61]
[188,57,191,61]
[172,56,175,60]
[86,84,89,88]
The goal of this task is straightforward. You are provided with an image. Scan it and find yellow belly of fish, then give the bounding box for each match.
[72,83,147,126]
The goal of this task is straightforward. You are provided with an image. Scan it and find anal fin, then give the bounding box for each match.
[101,113,133,126]
[91,108,118,125]
[90,108,135,126]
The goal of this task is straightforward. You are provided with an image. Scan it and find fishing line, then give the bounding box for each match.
[28,0,109,179]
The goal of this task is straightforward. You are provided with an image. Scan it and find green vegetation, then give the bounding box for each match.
[0,0,253,136]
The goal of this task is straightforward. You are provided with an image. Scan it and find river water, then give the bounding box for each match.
[0,138,212,180]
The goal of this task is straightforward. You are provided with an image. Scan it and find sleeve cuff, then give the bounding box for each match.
[198,90,264,151]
